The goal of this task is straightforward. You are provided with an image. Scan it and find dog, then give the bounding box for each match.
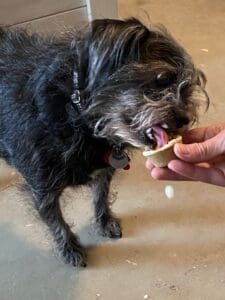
[0,18,208,267]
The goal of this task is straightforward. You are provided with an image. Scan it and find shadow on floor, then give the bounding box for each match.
[0,223,81,300]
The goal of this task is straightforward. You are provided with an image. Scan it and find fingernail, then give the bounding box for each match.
[175,144,189,156]
[168,160,176,169]
[145,159,154,171]
[151,169,159,179]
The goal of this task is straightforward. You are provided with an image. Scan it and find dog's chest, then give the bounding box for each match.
[65,142,108,185]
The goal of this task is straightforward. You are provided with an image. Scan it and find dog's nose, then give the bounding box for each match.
[175,116,190,128]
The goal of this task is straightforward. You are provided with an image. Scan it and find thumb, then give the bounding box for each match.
[174,132,225,163]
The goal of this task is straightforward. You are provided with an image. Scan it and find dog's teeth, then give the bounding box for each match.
[161,123,169,129]
[146,128,154,140]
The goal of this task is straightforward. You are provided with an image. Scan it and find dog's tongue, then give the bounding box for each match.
[152,125,169,148]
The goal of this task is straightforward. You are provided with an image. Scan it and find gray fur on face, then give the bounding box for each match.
[83,19,208,148]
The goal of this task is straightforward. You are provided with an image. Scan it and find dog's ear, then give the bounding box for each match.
[86,18,150,89]
[90,18,150,63]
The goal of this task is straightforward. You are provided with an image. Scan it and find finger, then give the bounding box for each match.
[145,159,155,172]
[150,166,192,181]
[168,160,225,186]
[174,130,225,163]
[182,124,225,144]
[145,159,192,180]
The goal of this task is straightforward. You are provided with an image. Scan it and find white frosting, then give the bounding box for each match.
[165,185,174,199]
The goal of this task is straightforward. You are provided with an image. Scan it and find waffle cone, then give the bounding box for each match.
[143,136,182,167]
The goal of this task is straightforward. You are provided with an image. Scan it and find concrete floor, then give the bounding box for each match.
[1,1,225,299]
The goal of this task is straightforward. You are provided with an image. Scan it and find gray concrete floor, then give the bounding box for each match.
[1,1,225,299]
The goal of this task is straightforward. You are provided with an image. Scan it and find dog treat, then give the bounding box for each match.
[143,126,182,167]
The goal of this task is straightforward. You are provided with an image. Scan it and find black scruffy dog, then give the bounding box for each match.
[0,18,208,267]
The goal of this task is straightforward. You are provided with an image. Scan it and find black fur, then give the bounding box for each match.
[0,18,208,267]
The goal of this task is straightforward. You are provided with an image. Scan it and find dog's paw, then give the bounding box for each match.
[99,217,122,239]
[61,241,87,268]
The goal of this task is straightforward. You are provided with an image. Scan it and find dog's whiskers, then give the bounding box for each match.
[176,78,191,101]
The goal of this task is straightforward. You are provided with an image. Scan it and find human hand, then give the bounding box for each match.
[145,124,225,186]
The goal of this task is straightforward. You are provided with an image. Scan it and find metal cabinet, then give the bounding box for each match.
[0,0,118,33]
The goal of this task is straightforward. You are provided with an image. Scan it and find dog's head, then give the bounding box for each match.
[81,18,208,148]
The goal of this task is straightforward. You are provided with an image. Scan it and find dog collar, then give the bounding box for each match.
[71,71,130,170]
[103,146,130,170]
[71,71,82,110]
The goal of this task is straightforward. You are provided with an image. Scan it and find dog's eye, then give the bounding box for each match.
[156,72,177,88]
[124,116,133,125]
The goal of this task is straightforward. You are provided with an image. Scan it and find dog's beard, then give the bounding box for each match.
[87,72,208,149]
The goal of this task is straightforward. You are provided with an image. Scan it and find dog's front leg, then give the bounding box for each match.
[90,167,122,238]
[32,189,87,267]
